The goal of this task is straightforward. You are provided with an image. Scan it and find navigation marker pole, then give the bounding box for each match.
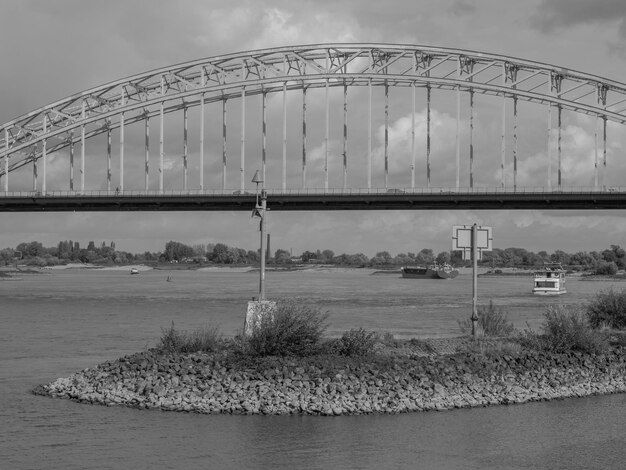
[453,224,493,337]
[471,223,478,336]
[252,170,267,301]
[245,170,275,335]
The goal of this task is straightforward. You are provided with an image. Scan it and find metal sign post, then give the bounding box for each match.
[471,224,479,336]
[453,224,493,337]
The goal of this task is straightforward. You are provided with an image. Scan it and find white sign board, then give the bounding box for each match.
[452,225,493,260]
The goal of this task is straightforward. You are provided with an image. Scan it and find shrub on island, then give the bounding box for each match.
[457,300,515,337]
[518,305,608,355]
[240,298,329,357]
[158,322,223,354]
[157,295,619,363]
[586,288,626,330]
[334,328,379,356]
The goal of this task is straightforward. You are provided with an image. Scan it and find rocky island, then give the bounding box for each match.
[33,337,626,415]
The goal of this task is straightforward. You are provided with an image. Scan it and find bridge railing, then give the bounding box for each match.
[0,186,624,197]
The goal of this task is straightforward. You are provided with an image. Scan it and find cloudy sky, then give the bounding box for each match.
[1,0,626,257]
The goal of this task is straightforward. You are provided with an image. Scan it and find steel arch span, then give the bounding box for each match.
[1,43,626,209]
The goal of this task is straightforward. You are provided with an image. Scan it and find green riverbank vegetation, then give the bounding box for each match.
[4,239,626,276]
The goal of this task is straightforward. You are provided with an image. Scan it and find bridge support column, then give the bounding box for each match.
[302,86,307,189]
[222,98,227,191]
[455,84,461,190]
[557,105,562,190]
[513,97,518,192]
[282,82,287,191]
[107,119,112,192]
[240,85,246,192]
[426,84,431,188]
[145,116,149,192]
[324,78,329,192]
[547,103,552,190]
[343,82,348,190]
[159,75,165,195]
[368,78,372,190]
[500,94,506,189]
[200,73,205,191]
[3,129,8,192]
[183,107,188,191]
[32,148,37,192]
[42,116,47,194]
[469,89,474,189]
[384,81,389,189]
[119,90,125,192]
[69,132,74,192]
[411,82,416,189]
[602,116,607,189]
[81,102,85,192]
[594,115,599,188]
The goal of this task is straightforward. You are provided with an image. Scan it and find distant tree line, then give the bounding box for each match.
[1,239,625,274]
[480,245,626,274]
[0,240,138,267]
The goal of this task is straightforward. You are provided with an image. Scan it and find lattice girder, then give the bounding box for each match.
[2,43,626,176]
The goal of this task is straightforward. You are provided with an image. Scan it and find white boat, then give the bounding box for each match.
[532,263,566,295]
[130,268,139,275]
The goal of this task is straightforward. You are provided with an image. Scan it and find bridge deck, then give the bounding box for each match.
[1,189,625,211]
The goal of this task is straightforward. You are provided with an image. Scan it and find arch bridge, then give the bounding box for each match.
[1,43,626,211]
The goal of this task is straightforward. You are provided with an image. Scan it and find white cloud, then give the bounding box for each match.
[2,0,626,257]
[368,109,460,185]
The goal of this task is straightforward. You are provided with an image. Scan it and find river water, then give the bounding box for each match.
[1,268,625,469]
